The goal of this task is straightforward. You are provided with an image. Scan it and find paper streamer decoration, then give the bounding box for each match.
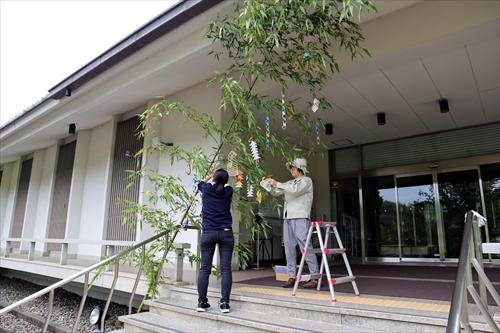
[281,94,287,129]
[249,140,260,165]
[227,151,238,176]
[247,184,254,198]
[246,175,254,197]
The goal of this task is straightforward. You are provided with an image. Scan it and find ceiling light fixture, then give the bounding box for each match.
[68,123,76,135]
[325,123,333,135]
[439,98,449,113]
[377,112,386,125]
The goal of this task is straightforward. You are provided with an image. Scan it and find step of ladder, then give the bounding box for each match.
[309,221,336,228]
[296,273,322,282]
[330,276,356,285]
[301,247,346,255]
[293,220,359,301]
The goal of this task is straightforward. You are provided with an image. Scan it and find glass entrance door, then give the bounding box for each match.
[396,174,440,258]
[437,169,482,259]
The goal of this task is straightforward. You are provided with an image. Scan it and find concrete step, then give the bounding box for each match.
[164,286,494,332]
[147,297,361,332]
[119,311,235,333]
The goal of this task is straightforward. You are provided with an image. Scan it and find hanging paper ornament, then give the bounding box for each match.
[227,151,238,176]
[246,175,254,197]
[192,176,199,193]
[315,121,321,145]
[281,94,287,129]
[247,184,254,198]
[235,171,244,188]
[249,140,260,165]
[265,114,271,149]
[312,98,320,113]
[256,189,263,204]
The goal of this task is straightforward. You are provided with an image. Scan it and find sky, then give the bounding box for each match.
[0,0,177,126]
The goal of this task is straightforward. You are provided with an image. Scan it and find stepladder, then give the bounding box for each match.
[292,221,359,302]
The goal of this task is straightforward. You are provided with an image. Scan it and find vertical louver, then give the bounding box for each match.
[106,117,143,242]
[10,159,33,248]
[47,141,76,250]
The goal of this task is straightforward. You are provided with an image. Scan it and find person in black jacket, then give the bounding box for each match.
[196,168,234,314]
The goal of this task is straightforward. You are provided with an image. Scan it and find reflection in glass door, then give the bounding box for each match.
[363,176,398,258]
[396,175,439,258]
[437,170,482,259]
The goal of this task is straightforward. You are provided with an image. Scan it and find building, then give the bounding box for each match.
[1,0,499,291]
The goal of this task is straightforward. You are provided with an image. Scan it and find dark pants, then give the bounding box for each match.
[197,229,234,303]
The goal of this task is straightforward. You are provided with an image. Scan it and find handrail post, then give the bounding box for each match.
[447,211,474,333]
[473,222,488,306]
[28,241,36,261]
[174,243,190,283]
[5,240,11,257]
[129,244,146,315]
[60,243,68,265]
[42,289,54,333]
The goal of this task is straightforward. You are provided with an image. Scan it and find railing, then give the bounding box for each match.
[2,238,136,264]
[0,225,200,332]
[447,211,500,333]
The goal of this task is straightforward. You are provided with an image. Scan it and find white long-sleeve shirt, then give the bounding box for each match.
[270,176,313,219]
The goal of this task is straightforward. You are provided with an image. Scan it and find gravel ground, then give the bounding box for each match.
[0,275,128,332]
[0,311,46,333]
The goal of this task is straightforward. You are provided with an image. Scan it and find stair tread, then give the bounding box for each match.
[149,297,373,332]
[120,312,211,333]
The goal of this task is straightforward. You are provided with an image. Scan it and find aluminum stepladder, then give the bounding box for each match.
[292,221,359,302]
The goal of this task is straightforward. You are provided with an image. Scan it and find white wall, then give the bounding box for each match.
[77,121,115,258]
[138,81,222,255]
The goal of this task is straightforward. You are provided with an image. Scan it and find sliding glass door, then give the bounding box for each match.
[436,169,482,259]
[396,174,439,259]
[362,167,488,261]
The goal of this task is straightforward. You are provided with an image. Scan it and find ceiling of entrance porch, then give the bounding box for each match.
[256,11,500,149]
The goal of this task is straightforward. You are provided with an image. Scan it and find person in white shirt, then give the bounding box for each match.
[265,158,319,289]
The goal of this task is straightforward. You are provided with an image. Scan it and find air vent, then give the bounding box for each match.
[331,138,354,147]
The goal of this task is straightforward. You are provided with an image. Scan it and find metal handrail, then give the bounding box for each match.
[447,211,500,333]
[0,225,200,332]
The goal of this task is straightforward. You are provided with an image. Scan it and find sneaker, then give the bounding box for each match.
[197,301,211,312]
[219,301,231,313]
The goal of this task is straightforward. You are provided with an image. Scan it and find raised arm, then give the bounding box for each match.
[275,177,312,196]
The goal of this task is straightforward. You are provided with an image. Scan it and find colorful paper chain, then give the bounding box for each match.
[315,121,321,145]
[265,114,271,149]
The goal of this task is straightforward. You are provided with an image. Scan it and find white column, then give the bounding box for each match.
[33,145,58,255]
[19,150,45,252]
[77,120,116,259]
[65,131,90,255]
[0,160,21,250]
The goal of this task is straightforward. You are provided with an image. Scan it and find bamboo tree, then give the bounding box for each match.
[124,0,375,311]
